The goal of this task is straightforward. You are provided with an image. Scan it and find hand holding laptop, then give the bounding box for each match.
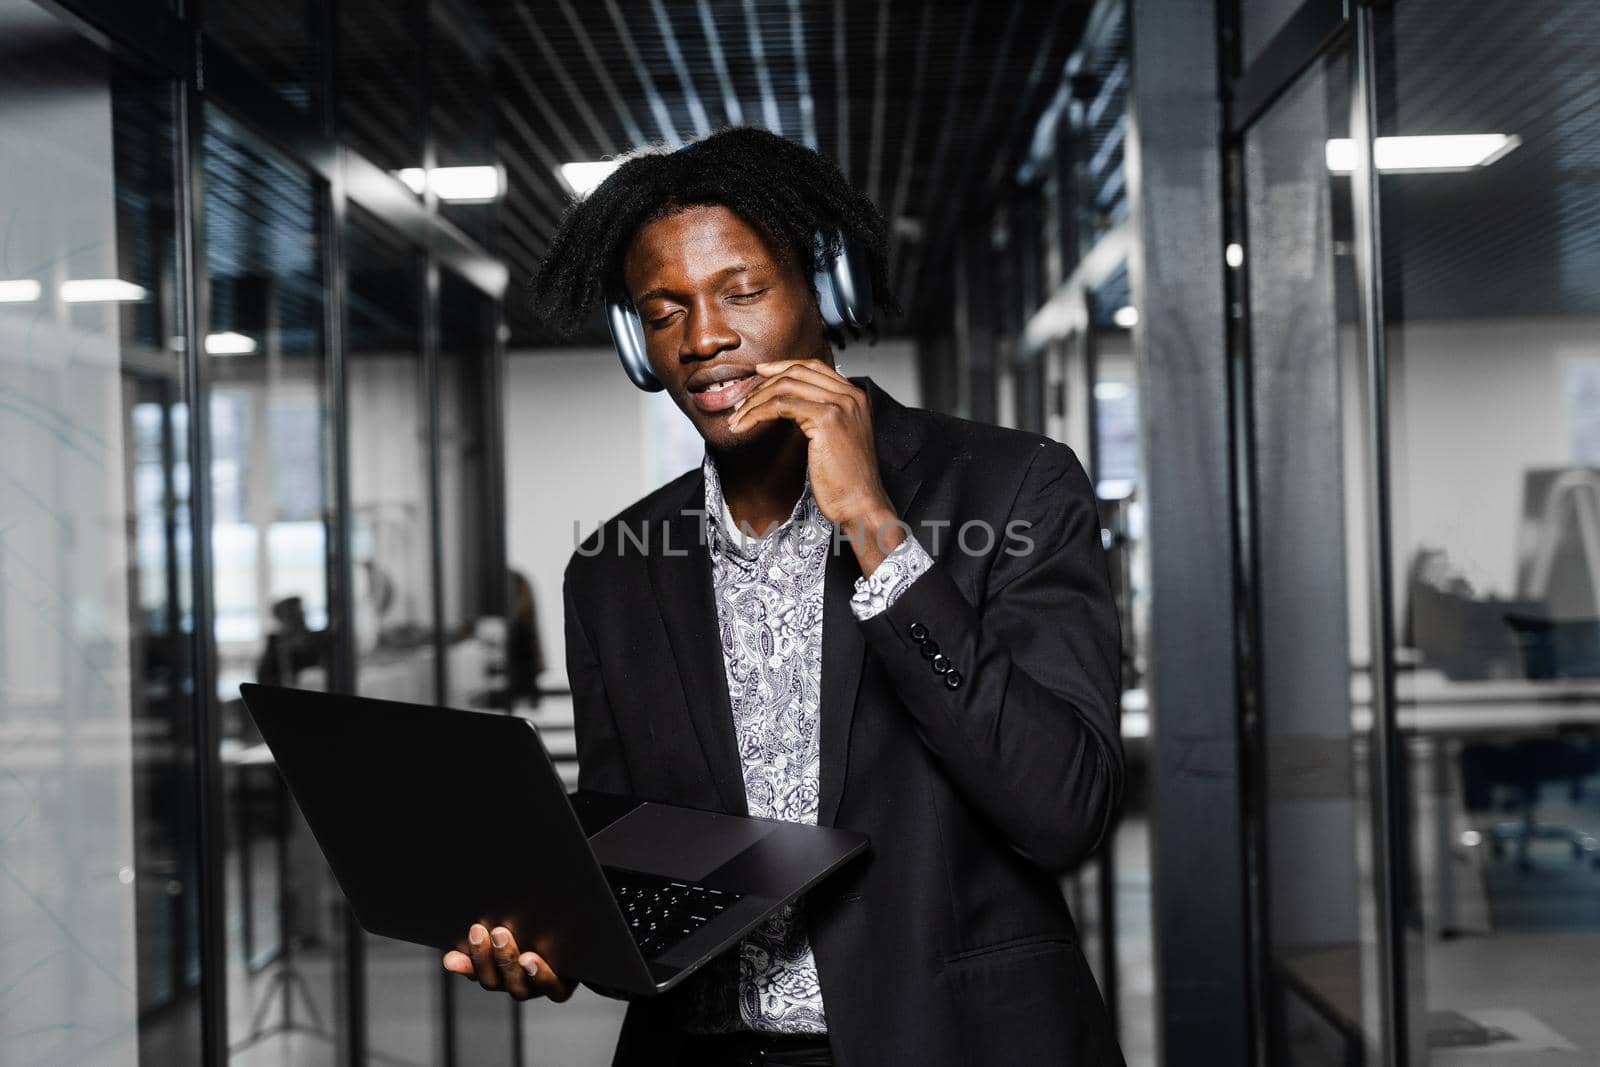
[442,922,573,1002]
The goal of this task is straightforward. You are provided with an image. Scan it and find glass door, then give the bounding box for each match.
[1236,40,1393,1065]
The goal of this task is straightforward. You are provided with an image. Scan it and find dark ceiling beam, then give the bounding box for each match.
[497,100,578,224]
[500,39,590,164]
[696,0,745,127]
[741,0,784,135]
[508,0,619,157]
[499,192,555,256]
[831,0,850,182]
[788,0,819,149]
[650,0,713,138]
[601,0,681,144]
[866,0,891,208]
[981,3,1074,196]
[1085,56,1128,129]
[884,1,937,283]
[494,132,565,232]
[901,0,1026,303]
[554,0,648,148]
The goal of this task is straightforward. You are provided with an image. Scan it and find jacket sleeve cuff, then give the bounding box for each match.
[849,533,935,621]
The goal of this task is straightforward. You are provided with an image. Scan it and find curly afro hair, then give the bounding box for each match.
[529,126,897,341]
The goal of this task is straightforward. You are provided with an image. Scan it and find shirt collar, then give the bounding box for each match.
[702,448,824,560]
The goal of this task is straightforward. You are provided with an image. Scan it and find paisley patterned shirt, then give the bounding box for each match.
[685,449,932,1034]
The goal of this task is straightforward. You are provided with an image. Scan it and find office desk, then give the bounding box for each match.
[1350,670,1600,939]
[1351,672,1600,734]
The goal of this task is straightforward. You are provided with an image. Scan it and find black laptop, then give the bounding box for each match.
[237,683,869,997]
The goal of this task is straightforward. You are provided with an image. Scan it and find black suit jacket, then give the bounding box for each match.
[562,376,1127,1065]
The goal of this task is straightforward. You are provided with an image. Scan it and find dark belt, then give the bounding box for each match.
[676,1030,834,1067]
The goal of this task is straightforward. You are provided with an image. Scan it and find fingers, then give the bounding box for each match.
[489,926,535,1000]
[727,378,847,434]
[755,358,852,388]
[449,923,569,1003]
[466,923,501,989]
[753,358,857,397]
[519,951,575,1003]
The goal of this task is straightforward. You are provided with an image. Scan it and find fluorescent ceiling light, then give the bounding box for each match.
[1097,478,1136,501]
[557,160,620,198]
[1325,134,1520,174]
[0,279,41,303]
[206,331,258,355]
[1225,243,1245,269]
[1095,381,1133,401]
[397,166,503,202]
[61,279,148,303]
[1112,305,1139,329]
[169,332,262,355]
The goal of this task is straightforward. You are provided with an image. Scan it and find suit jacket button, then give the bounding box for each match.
[931,653,951,674]
[919,639,940,659]
[943,669,964,690]
[908,621,929,643]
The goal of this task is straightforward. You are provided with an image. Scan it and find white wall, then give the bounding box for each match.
[504,341,920,685]
[1337,316,1600,662]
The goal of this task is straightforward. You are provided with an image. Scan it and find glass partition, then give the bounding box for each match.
[0,6,196,1061]
[202,107,347,1064]
[345,206,445,1065]
[437,266,514,1064]
[1241,44,1391,1064]
[1377,0,1600,1057]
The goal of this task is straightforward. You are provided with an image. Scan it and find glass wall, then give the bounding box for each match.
[1232,0,1600,1062]
[203,107,350,1065]
[0,1,509,1063]
[1377,0,1600,1058]
[0,5,194,1061]
[345,208,444,1064]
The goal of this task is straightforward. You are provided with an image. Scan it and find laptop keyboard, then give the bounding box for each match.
[604,868,742,958]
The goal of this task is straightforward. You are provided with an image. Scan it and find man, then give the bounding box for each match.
[443,127,1126,1066]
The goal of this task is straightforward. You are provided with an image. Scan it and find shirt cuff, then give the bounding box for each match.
[849,534,935,621]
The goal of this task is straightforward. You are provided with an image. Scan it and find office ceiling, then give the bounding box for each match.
[1375,0,1600,323]
[485,0,1090,344]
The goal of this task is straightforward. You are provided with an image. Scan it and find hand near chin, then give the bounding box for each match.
[725,359,907,571]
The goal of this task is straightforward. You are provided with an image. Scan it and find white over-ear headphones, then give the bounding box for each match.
[605,228,874,392]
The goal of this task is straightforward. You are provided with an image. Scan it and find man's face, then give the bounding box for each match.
[621,203,832,450]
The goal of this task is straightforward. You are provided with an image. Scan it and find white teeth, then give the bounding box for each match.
[705,379,744,393]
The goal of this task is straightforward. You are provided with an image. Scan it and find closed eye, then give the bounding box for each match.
[727,288,769,303]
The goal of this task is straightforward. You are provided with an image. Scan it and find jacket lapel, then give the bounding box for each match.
[644,376,929,826]
[643,477,750,816]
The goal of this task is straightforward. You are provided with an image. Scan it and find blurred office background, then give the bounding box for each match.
[1,0,1597,1064]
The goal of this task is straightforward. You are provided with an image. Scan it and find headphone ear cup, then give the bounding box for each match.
[607,297,663,391]
[813,229,875,333]
[814,262,847,329]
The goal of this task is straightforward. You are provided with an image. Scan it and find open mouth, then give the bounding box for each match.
[689,371,759,413]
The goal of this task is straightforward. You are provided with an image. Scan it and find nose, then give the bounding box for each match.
[678,298,739,362]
